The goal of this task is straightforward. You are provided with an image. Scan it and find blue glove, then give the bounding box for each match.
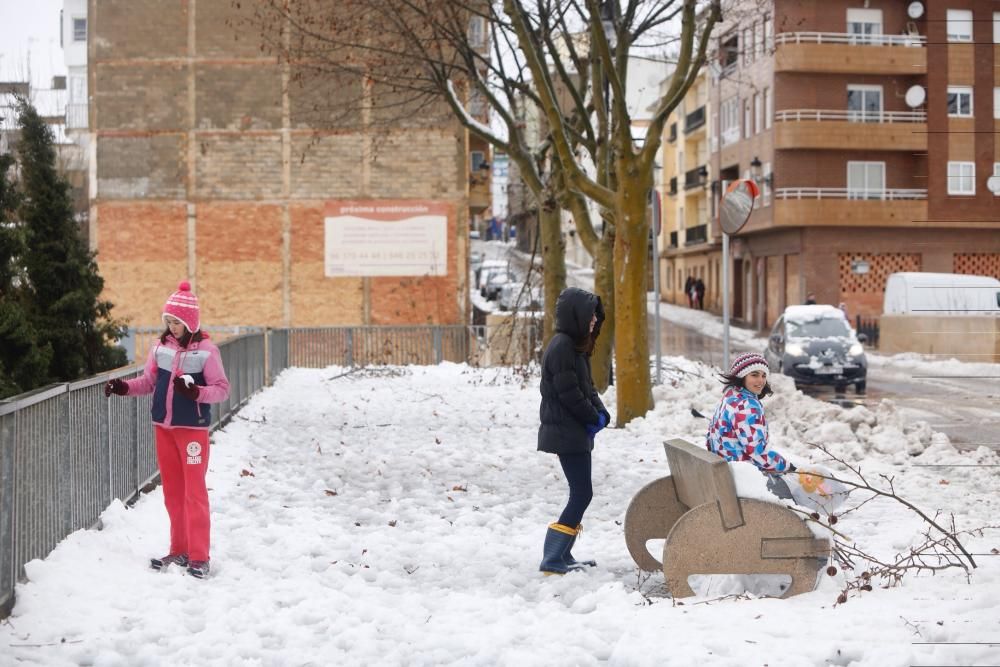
[585,413,608,437]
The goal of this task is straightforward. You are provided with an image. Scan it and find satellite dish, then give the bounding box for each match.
[907,2,924,19]
[905,85,926,108]
[719,180,760,235]
[987,176,1000,196]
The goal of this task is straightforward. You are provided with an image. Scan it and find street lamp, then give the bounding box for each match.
[600,0,617,50]
[749,156,763,182]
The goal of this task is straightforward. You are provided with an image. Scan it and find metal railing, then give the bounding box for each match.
[684,167,708,190]
[65,103,88,129]
[685,224,708,245]
[775,187,927,201]
[684,106,706,133]
[775,109,926,123]
[775,32,926,47]
[1,324,535,617]
[0,331,267,616]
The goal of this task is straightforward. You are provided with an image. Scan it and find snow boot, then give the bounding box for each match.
[150,553,189,571]
[186,560,210,579]
[539,523,577,575]
[564,524,597,569]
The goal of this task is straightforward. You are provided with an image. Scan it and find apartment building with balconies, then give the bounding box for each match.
[708,0,1000,331]
[657,69,720,310]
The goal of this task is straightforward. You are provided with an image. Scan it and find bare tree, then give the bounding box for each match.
[238,0,722,422]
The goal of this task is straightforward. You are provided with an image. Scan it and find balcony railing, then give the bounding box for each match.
[775,109,926,123]
[684,167,708,190]
[775,32,925,47]
[685,224,708,245]
[775,188,927,201]
[65,103,88,129]
[684,106,705,133]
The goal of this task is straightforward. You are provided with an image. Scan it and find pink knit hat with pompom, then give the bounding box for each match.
[162,281,200,333]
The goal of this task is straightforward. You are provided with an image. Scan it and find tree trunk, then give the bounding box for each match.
[538,199,566,347]
[590,233,614,393]
[613,179,653,424]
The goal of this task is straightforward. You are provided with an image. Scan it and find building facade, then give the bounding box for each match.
[657,70,719,311]
[703,0,1000,330]
[88,0,483,328]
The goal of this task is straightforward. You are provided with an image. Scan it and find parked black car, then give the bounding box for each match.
[764,305,868,394]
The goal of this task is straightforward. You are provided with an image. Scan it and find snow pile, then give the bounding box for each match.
[2,361,998,666]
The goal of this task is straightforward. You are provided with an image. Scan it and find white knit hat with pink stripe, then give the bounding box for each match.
[162,281,200,333]
[729,351,768,379]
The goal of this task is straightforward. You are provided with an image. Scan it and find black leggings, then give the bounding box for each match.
[556,452,593,528]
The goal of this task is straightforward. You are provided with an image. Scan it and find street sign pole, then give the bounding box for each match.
[721,231,730,371]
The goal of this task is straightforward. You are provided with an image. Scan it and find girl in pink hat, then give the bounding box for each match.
[705,352,794,477]
[104,281,230,579]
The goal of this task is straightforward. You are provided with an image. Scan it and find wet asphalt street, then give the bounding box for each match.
[647,313,1000,453]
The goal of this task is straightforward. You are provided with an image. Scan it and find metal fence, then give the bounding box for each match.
[0,323,534,617]
[0,332,268,616]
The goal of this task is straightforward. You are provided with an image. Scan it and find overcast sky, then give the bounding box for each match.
[0,0,67,88]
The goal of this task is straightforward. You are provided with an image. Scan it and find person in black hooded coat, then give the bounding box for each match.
[537,287,611,575]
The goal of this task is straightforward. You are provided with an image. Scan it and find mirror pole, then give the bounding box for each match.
[651,190,662,385]
[722,231,730,371]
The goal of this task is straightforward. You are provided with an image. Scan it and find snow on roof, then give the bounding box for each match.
[887,272,1000,287]
[783,304,846,322]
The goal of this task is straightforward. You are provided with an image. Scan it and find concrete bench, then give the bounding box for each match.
[624,438,830,598]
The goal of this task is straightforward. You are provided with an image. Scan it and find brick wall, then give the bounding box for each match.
[91,0,469,328]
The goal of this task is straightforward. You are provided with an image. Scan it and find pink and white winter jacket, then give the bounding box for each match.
[125,334,230,429]
[705,386,790,473]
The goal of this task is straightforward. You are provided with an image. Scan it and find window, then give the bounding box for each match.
[847,85,883,122]
[468,88,486,117]
[470,150,487,172]
[721,96,740,145]
[743,27,752,65]
[763,162,772,206]
[995,13,1000,43]
[468,16,486,47]
[947,86,973,117]
[744,99,752,139]
[995,88,1000,119]
[847,161,885,199]
[754,21,764,57]
[946,9,973,42]
[754,93,762,134]
[764,15,773,50]
[720,33,739,72]
[847,8,882,44]
[763,87,772,129]
[73,17,86,42]
[993,163,1000,196]
[947,161,975,195]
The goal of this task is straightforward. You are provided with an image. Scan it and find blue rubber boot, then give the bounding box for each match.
[565,524,597,569]
[539,523,577,575]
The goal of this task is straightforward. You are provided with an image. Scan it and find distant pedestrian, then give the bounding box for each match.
[537,287,610,575]
[684,276,694,308]
[695,278,706,310]
[104,281,230,579]
[805,293,817,305]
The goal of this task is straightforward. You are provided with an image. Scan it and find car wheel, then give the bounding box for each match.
[834,383,847,394]
[854,381,866,394]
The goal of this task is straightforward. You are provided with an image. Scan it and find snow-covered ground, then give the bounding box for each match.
[3,361,998,666]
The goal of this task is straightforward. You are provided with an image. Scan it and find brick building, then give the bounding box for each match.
[684,0,1000,330]
[88,0,482,329]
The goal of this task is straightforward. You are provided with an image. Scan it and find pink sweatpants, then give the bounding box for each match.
[155,426,211,562]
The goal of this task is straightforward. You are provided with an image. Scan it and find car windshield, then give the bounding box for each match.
[786,317,850,339]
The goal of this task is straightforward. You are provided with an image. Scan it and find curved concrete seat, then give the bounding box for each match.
[624,438,830,598]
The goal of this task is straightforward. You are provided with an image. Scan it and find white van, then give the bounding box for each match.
[883,272,1000,316]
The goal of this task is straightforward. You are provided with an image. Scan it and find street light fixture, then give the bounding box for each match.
[749,156,763,182]
[600,0,617,50]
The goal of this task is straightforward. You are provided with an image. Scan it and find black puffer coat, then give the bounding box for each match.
[537,288,611,455]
